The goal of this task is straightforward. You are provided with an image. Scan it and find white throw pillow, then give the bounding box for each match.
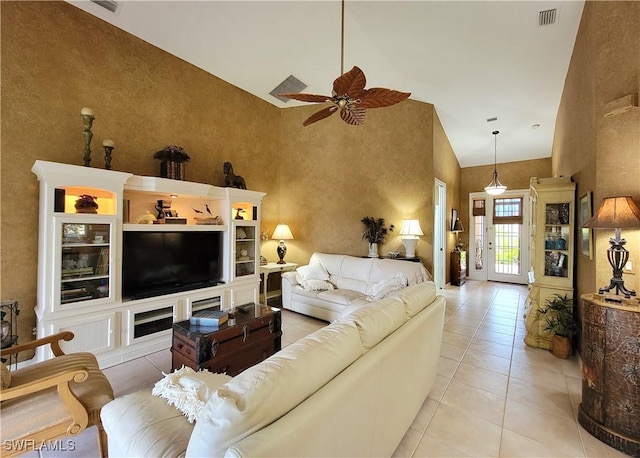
[367,272,408,301]
[152,366,232,423]
[297,278,335,291]
[296,262,329,281]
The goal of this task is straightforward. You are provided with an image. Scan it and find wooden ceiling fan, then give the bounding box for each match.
[280,1,410,126]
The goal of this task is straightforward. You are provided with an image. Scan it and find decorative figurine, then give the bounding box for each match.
[81,107,95,167]
[223,162,247,189]
[103,139,114,170]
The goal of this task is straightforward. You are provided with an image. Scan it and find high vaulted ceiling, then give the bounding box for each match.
[68,0,584,168]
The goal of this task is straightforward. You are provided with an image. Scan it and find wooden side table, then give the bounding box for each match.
[579,293,640,456]
[259,262,298,304]
[450,250,466,286]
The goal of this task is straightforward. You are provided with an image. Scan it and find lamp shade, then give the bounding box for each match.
[272,223,294,240]
[584,196,640,229]
[399,220,424,237]
[452,218,464,233]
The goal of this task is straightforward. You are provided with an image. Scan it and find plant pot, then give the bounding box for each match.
[551,335,571,359]
[75,207,97,214]
[160,160,185,180]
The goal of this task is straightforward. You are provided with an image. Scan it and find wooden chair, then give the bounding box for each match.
[0,332,114,457]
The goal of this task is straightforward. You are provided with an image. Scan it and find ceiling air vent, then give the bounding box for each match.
[91,0,119,13]
[539,8,557,26]
[270,75,308,103]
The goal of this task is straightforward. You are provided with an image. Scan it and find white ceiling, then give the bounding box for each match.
[68,0,584,168]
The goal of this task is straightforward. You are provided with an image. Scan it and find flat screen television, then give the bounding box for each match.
[122,231,223,300]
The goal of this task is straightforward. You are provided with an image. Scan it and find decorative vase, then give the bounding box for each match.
[75,207,97,214]
[160,160,185,180]
[551,335,571,359]
[368,242,379,258]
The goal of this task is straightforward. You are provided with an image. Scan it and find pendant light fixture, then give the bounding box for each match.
[484,130,507,195]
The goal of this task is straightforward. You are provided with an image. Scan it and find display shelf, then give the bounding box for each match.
[122,223,227,232]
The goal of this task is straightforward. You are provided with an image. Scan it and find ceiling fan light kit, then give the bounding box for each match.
[484,130,507,195]
[279,0,410,126]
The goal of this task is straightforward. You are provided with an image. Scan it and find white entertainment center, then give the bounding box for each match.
[32,160,265,368]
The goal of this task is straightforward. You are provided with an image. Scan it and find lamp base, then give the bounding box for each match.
[402,237,418,258]
[599,236,636,299]
[277,241,287,264]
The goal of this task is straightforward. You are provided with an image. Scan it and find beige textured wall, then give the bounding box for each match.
[458,158,552,249]
[1,1,280,348]
[275,99,442,274]
[552,1,640,300]
[1,1,462,349]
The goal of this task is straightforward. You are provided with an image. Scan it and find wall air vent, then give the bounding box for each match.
[539,8,557,26]
[270,75,308,103]
[91,0,119,13]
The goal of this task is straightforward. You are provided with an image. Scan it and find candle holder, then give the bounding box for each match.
[81,107,95,167]
[103,139,114,170]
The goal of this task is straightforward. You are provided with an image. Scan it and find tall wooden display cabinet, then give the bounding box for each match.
[524,177,576,349]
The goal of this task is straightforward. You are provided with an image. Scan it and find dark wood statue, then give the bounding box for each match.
[223,162,247,189]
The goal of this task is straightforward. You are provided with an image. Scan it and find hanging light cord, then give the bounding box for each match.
[340,0,345,75]
[492,130,499,175]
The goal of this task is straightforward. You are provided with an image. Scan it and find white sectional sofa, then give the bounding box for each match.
[101,281,445,457]
[282,252,432,322]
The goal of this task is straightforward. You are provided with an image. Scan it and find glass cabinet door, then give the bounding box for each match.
[60,221,112,305]
[234,223,256,278]
[543,202,571,278]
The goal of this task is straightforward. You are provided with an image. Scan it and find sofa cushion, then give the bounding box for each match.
[316,288,365,305]
[152,366,232,423]
[186,321,365,457]
[341,297,407,349]
[387,282,437,318]
[102,391,193,458]
[296,262,330,281]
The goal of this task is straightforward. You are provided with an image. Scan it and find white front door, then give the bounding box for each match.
[468,190,529,284]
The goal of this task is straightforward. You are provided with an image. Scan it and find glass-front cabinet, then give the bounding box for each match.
[524,177,576,350]
[59,219,114,305]
[233,222,257,279]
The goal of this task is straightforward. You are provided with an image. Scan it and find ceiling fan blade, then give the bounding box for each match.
[340,106,366,125]
[333,66,366,98]
[303,105,338,126]
[357,88,411,108]
[279,93,330,103]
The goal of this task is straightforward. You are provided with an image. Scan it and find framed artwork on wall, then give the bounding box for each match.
[451,209,458,231]
[580,192,593,259]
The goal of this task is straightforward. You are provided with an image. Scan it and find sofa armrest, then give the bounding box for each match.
[281,271,299,286]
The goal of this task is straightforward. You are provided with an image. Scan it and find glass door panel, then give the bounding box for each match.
[60,222,112,304]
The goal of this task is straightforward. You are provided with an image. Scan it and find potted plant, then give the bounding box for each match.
[153,145,191,180]
[361,217,394,257]
[74,194,98,214]
[536,294,578,359]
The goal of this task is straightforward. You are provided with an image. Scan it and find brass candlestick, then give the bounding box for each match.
[103,139,114,170]
[81,107,95,167]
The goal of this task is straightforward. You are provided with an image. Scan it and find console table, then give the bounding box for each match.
[450,250,466,286]
[260,262,298,305]
[171,303,281,376]
[578,293,640,456]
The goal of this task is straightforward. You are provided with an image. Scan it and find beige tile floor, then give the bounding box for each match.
[34,281,629,457]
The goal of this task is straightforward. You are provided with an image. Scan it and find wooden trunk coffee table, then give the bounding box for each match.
[171,303,282,376]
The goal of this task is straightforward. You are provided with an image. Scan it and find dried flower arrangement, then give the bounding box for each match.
[74,194,98,213]
[361,217,394,244]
